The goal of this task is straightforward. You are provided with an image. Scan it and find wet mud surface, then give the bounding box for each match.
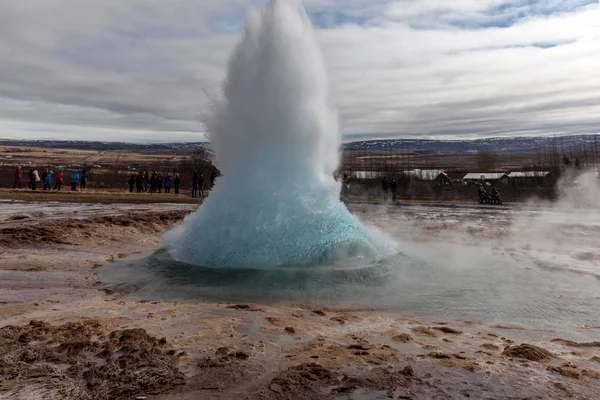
[0,198,598,399]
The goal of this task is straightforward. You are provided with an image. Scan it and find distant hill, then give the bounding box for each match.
[342,135,600,155]
[1,135,599,155]
[0,139,207,153]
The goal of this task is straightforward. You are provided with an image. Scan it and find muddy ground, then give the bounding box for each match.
[0,188,202,205]
[0,195,598,399]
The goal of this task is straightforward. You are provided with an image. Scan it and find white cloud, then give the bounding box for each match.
[0,0,598,142]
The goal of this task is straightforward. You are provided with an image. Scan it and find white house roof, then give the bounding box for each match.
[349,169,448,180]
[351,171,380,179]
[462,173,508,180]
[508,171,552,178]
[401,169,447,180]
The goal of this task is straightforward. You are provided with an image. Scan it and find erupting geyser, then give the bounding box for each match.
[164,0,383,268]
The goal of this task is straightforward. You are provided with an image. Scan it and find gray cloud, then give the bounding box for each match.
[0,0,598,141]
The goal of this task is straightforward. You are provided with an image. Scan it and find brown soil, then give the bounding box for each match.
[2,199,599,399]
[421,352,481,372]
[502,343,555,362]
[548,363,583,380]
[411,326,438,337]
[0,319,185,399]
[392,333,413,343]
[0,210,189,246]
[551,338,600,348]
[0,189,202,204]
[432,326,463,335]
[225,304,265,312]
[258,362,417,400]
[480,343,500,351]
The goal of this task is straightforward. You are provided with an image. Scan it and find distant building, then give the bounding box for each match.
[507,171,554,185]
[351,171,380,180]
[400,169,451,185]
[349,169,450,184]
[462,172,509,186]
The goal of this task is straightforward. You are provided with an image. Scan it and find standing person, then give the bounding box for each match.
[32,169,40,190]
[164,173,172,194]
[174,174,181,194]
[54,169,64,191]
[210,170,217,189]
[135,172,144,193]
[144,171,150,192]
[41,168,49,186]
[28,169,35,189]
[192,171,200,198]
[340,173,350,202]
[12,165,23,189]
[381,177,389,202]
[70,169,80,191]
[157,173,163,194]
[198,172,205,198]
[128,174,135,193]
[80,168,89,190]
[390,178,398,203]
[43,170,53,191]
[149,171,157,193]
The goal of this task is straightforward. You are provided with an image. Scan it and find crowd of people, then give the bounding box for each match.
[11,165,89,191]
[478,185,502,204]
[381,177,398,202]
[339,174,399,203]
[343,174,503,205]
[127,170,217,197]
[10,164,219,198]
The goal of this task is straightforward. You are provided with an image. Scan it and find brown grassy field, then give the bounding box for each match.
[0,145,181,170]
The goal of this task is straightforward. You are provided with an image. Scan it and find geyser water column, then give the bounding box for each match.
[164,0,382,268]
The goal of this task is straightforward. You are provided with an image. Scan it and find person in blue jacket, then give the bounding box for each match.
[43,169,53,191]
[70,169,80,191]
[164,173,172,194]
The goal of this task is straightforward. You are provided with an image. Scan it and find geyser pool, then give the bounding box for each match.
[165,0,388,267]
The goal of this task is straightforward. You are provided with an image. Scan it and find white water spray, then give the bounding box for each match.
[165,0,382,268]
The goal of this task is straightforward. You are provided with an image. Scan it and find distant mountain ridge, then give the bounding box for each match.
[0,139,206,152]
[342,135,600,155]
[1,135,599,155]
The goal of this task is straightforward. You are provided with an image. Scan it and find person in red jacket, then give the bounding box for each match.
[54,169,64,191]
[12,165,23,189]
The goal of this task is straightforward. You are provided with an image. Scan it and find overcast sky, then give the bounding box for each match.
[0,0,598,142]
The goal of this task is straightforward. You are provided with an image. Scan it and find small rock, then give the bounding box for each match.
[347,344,373,351]
[502,344,554,362]
[427,352,452,359]
[411,326,437,337]
[330,316,349,324]
[481,343,500,351]
[432,326,463,335]
[284,326,296,334]
[548,363,582,379]
[392,333,413,343]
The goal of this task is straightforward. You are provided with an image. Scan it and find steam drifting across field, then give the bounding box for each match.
[164,0,382,268]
